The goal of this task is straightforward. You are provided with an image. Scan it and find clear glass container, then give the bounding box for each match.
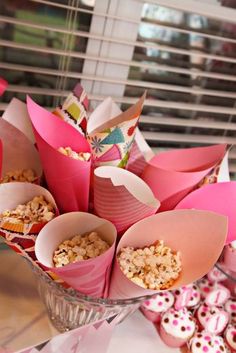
[31,264,152,333]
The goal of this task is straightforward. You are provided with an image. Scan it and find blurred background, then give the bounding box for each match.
[0,0,236,176]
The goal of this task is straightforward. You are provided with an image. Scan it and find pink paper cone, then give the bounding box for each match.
[0,119,42,182]
[35,212,117,298]
[0,182,58,261]
[2,98,35,144]
[94,166,160,234]
[108,209,227,299]
[27,96,91,213]
[142,144,227,211]
[87,92,146,168]
[175,181,236,243]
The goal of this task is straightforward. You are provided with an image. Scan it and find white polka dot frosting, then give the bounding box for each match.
[161,308,195,339]
[174,284,201,309]
[142,291,174,312]
[189,332,227,353]
[225,324,236,351]
[197,278,215,299]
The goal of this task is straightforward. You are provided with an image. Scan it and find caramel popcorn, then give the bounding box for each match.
[53,232,110,267]
[0,195,55,224]
[1,169,37,183]
[117,241,182,290]
[58,147,90,161]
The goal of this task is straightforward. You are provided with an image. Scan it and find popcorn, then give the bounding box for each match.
[58,147,90,161]
[0,169,37,183]
[53,231,110,267]
[0,195,55,224]
[117,240,182,290]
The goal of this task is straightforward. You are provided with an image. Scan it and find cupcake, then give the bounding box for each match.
[174,284,201,310]
[223,241,236,272]
[197,278,215,299]
[225,324,236,352]
[205,285,230,307]
[140,291,174,323]
[188,332,227,353]
[207,266,227,283]
[225,298,236,323]
[159,307,196,348]
[196,304,228,334]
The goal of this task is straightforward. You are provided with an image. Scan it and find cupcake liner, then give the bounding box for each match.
[175,182,236,243]
[142,144,227,211]
[87,92,146,168]
[0,182,58,260]
[2,97,35,144]
[108,210,227,299]
[27,96,91,213]
[0,119,42,183]
[94,166,160,234]
[35,212,117,298]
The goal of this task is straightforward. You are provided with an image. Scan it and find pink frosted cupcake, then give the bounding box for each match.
[196,304,229,334]
[223,241,236,271]
[197,278,215,299]
[140,291,174,323]
[174,284,201,310]
[205,285,230,307]
[188,331,227,353]
[207,266,227,283]
[225,324,236,352]
[159,308,196,348]
[225,298,236,323]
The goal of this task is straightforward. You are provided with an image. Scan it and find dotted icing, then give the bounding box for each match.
[197,304,220,328]
[174,284,201,308]
[161,308,195,339]
[225,324,236,350]
[142,292,175,312]
[189,332,227,353]
[224,298,236,323]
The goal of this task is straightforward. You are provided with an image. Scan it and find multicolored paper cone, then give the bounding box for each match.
[0,182,58,261]
[53,83,89,136]
[35,212,117,298]
[0,119,42,183]
[108,210,227,299]
[27,96,91,213]
[87,92,146,168]
[94,166,160,234]
[2,97,35,144]
[142,144,227,211]
[175,181,236,243]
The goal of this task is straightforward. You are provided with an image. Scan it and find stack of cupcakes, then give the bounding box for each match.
[140,264,236,351]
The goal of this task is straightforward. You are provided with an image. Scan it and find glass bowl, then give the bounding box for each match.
[31,264,153,332]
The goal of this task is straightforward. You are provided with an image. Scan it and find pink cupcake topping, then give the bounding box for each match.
[189,332,227,353]
[225,324,236,351]
[161,308,195,339]
[142,291,174,312]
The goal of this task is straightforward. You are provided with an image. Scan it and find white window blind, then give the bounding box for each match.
[0,0,236,174]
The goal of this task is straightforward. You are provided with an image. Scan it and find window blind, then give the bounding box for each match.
[0,0,236,175]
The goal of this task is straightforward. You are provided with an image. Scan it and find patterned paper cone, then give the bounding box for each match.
[2,97,35,144]
[0,119,42,183]
[27,96,91,213]
[87,92,146,168]
[35,212,117,298]
[175,182,236,244]
[108,210,227,299]
[94,166,160,234]
[0,182,58,261]
[142,144,227,211]
[53,83,89,136]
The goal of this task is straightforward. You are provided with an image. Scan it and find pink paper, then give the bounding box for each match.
[109,210,227,299]
[0,119,42,181]
[27,96,91,213]
[2,98,35,144]
[94,166,160,234]
[35,212,117,297]
[142,144,227,211]
[175,182,236,243]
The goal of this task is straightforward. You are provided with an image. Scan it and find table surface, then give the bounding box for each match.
[0,246,180,353]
